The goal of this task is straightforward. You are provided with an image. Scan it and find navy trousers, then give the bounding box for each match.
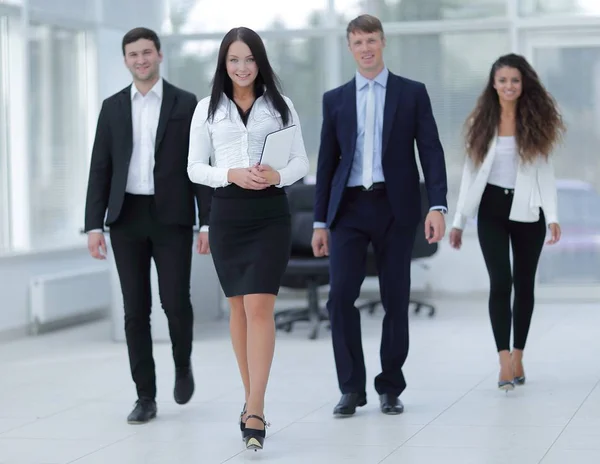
[327,188,417,398]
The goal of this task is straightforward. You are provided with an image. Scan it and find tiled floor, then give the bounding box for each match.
[1,298,600,463]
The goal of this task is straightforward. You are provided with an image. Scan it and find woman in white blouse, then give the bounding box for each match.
[187,27,309,450]
[449,54,565,391]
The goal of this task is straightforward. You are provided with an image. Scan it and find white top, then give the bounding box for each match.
[487,136,518,189]
[187,94,310,188]
[452,134,558,230]
[127,78,163,195]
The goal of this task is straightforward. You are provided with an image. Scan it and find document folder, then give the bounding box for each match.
[259,125,296,170]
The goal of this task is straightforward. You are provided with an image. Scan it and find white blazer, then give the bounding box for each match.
[452,136,558,230]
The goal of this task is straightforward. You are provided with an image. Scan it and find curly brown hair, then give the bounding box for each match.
[465,53,565,166]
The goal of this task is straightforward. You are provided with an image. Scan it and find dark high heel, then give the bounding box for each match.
[239,403,247,433]
[498,379,515,392]
[243,414,269,451]
[514,376,526,386]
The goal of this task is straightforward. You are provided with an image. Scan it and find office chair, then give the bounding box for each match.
[274,182,330,340]
[357,182,438,317]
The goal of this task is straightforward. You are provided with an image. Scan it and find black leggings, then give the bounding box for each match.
[477,184,546,352]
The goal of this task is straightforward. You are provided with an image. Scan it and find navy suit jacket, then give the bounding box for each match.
[314,72,448,229]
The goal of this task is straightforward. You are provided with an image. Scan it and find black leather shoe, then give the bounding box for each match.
[127,398,157,424]
[174,366,195,405]
[379,394,404,415]
[333,393,367,416]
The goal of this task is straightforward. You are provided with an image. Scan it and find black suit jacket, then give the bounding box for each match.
[84,79,212,232]
[315,72,448,228]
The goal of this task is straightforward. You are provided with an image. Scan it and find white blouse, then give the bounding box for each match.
[487,135,519,189]
[187,94,310,188]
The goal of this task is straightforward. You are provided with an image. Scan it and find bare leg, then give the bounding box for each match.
[512,349,525,378]
[498,350,513,383]
[243,293,276,430]
[228,296,250,410]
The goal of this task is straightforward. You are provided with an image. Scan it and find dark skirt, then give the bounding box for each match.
[209,185,292,297]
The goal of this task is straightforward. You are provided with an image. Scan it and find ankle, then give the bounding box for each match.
[246,413,266,430]
[498,350,511,364]
[511,349,524,362]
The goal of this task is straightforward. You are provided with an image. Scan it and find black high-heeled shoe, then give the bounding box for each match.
[239,403,247,434]
[243,414,269,451]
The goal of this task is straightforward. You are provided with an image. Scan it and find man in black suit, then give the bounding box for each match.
[84,27,212,424]
[312,15,448,416]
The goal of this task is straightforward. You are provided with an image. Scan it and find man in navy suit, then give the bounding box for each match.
[312,14,448,416]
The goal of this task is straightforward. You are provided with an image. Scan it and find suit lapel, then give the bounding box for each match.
[341,79,358,154]
[382,73,401,157]
[119,86,134,161]
[155,80,177,152]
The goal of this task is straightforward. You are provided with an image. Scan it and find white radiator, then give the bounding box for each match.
[29,267,111,334]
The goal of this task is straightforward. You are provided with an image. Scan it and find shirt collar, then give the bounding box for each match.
[131,77,163,100]
[356,67,389,90]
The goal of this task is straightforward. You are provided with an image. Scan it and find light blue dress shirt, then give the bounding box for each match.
[347,68,388,187]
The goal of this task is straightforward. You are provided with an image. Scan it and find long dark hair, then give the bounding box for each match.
[465,53,565,166]
[208,27,290,126]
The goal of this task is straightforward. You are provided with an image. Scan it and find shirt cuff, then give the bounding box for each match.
[199,225,209,233]
[429,206,447,214]
[313,221,327,229]
[87,229,103,234]
[275,170,285,188]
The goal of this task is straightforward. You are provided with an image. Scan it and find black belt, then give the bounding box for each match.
[348,182,385,192]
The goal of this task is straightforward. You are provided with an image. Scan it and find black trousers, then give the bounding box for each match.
[328,188,417,397]
[109,194,194,399]
[477,184,546,352]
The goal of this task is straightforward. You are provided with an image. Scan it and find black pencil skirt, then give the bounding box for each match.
[209,184,292,298]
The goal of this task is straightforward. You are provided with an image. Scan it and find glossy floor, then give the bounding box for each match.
[1,299,599,463]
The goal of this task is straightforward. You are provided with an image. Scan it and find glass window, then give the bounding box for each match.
[166,36,327,171]
[531,42,600,284]
[165,0,328,33]
[28,0,96,22]
[520,0,600,16]
[0,16,9,252]
[28,24,90,249]
[102,0,164,31]
[336,0,506,23]
[341,30,511,207]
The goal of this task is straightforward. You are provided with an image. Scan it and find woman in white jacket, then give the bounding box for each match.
[449,54,565,391]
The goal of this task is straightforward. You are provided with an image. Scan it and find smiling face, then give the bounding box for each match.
[493,66,522,104]
[348,30,385,77]
[123,38,162,84]
[225,40,258,90]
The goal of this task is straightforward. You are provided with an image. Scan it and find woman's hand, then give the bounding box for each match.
[547,223,561,245]
[253,164,281,186]
[449,227,463,250]
[227,168,269,190]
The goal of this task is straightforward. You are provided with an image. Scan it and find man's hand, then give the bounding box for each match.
[253,164,281,186]
[311,228,329,257]
[424,210,445,244]
[196,231,210,254]
[546,223,561,245]
[87,232,107,260]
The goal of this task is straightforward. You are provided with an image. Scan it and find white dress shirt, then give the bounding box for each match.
[187,94,309,189]
[452,134,559,230]
[88,78,163,234]
[126,78,163,195]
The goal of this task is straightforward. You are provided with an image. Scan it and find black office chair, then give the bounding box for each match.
[357,182,438,317]
[274,183,330,340]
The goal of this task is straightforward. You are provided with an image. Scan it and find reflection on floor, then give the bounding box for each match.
[1,299,600,463]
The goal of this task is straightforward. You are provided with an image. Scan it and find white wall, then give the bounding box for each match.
[0,246,102,339]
